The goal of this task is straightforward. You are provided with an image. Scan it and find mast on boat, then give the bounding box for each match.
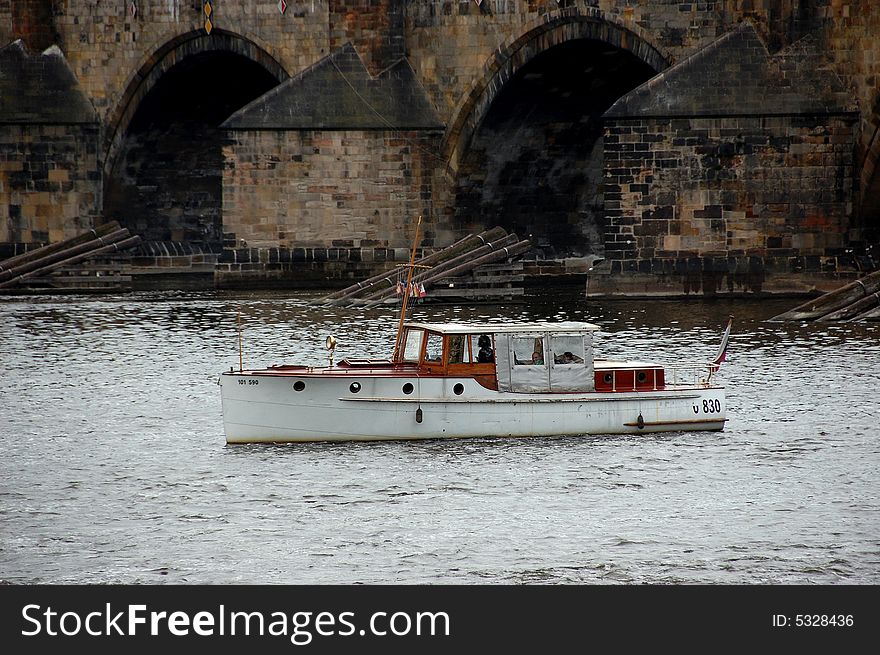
[392,215,422,362]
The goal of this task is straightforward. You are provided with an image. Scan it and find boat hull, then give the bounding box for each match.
[219,371,726,443]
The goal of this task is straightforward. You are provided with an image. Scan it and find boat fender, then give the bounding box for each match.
[636,413,644,430]
[416,407,423,423]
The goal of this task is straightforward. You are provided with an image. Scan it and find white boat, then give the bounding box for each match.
[219,316,732,444]
[220,217,730,443]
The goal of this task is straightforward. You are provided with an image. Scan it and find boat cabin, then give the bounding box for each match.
[398,322,599,392]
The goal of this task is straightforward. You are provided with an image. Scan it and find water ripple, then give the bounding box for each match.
[0,291,877,584]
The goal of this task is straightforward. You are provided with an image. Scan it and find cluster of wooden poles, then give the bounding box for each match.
[313,226,530,308]
[771,268,880,321]
[0,221,141,290]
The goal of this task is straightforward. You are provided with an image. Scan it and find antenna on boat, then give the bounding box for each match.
[237,308,244,373]
[392,215,422,362]
[326,335,338,366]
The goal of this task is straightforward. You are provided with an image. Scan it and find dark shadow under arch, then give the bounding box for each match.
[443,12,670,176]
[445,12,668,258]
[103,29,287,177]
[859,96,880,241]
[102,31,285,249]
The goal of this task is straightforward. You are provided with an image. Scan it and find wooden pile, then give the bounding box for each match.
[427,260,525,303]
[0,221,141,294]
[315,227,531,307]
[771,268,880,321]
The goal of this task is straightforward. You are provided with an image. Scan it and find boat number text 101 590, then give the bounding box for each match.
[238,379,259,385]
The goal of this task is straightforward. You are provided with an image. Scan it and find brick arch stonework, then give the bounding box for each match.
[102,29,288,177]
[441,8,671,176]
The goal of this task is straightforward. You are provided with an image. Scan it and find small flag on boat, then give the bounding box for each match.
[418,283,427,298]
[712,316,733,366]
[396,281,404,296]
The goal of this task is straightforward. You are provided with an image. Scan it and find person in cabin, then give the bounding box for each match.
[531,350,544,365]
[476,334,494,363]
[557,351,583,364]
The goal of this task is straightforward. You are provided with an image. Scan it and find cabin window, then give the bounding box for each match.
[475,333,495,363]
[402,329,424,362]
[512,336,545,366]
[448,334,469,364]
[425,332,443,363]
[551,335,585,365]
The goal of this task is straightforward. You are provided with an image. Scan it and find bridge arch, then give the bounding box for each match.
[442,9,671,175]
[102,30,287,249]
[442,9,671,259]
[103,29,288,177]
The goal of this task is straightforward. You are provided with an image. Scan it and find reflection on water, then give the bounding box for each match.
[0,290,878,584]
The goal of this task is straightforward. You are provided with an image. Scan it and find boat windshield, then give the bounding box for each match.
[425,332,443,363]
[401,328,424,362]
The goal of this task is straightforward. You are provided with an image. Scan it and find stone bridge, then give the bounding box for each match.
[2,1,879,294]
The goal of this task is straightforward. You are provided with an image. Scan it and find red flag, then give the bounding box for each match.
[712,316,733,366]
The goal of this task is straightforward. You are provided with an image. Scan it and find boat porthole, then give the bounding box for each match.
[402,383,414,395]
[293,381,305,392]
[453,383,465,395]
[637,371,647,383]
[603,373,613,384]
[350,382,361,393]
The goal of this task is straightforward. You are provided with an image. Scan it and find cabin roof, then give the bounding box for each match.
[405,321,600,334]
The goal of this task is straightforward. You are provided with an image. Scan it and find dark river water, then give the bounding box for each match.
[1,289,878,584]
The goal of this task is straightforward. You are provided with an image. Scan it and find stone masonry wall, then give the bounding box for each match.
[601,114,857,294]
[3,1,879,293]
[52,1,332,127]
[329,0,406,75]
[405,1,811,122]
[219,128,445,286]
[0,124,100,245]
[39,2,853,134]
[0,2,10,47]
[11,0,55,52]
[818,1,880,229]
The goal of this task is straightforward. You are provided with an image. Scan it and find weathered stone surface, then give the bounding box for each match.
[222,127,444,252]
[0,40,98,124]
[222,43,442,131]
[0,40,99,244]
[1,2,879,294]
[601,21,859,294]
[6,0,55,53]
[606,21,852,118]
